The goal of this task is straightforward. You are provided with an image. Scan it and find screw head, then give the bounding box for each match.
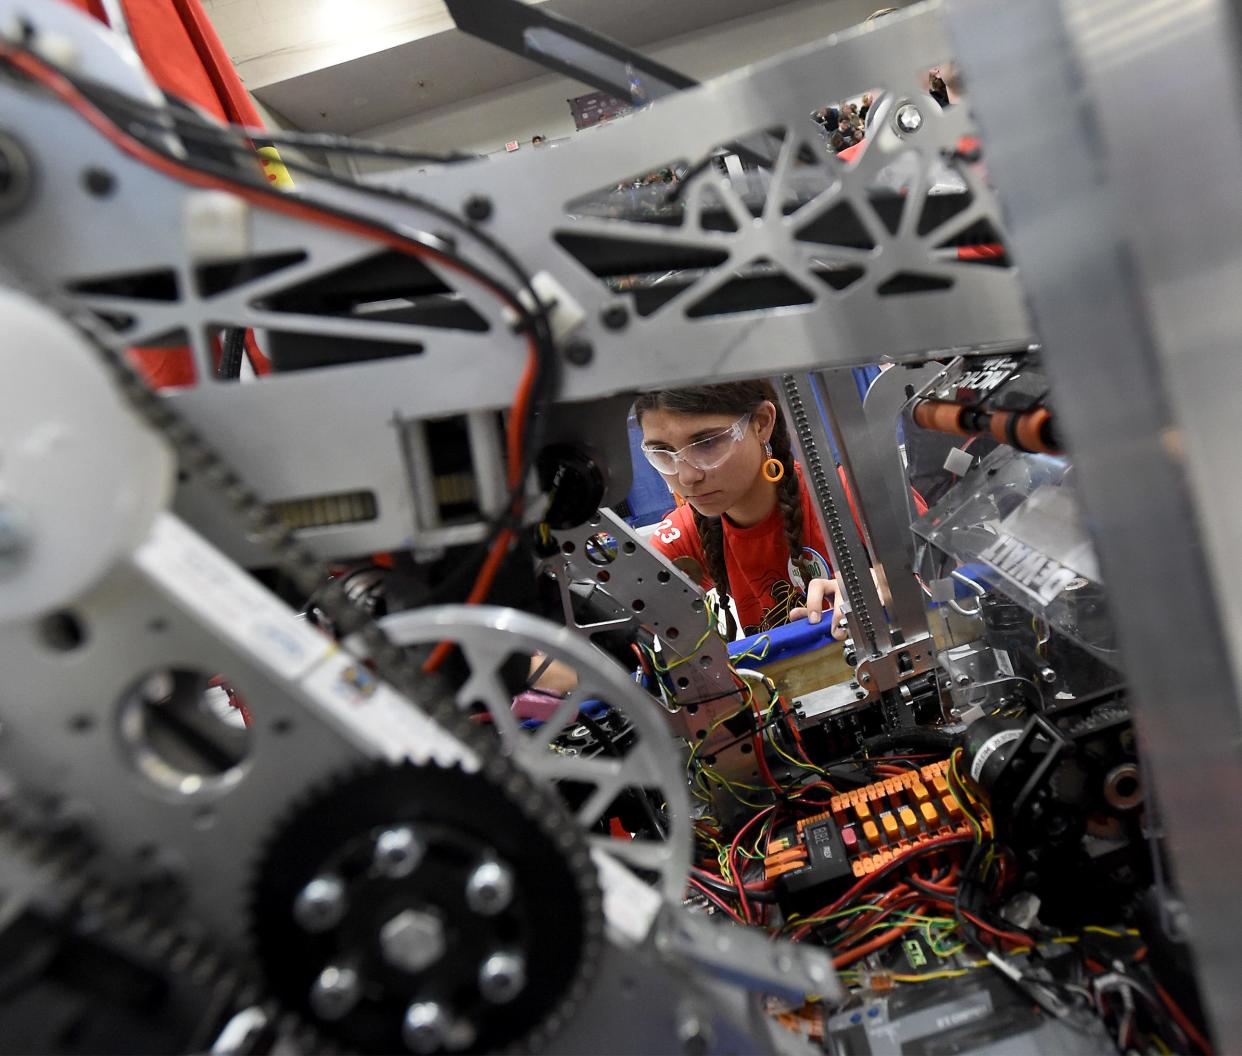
[402,1001,447,1054]
[380,908,446,973]
[293,876,347,933]
[374,826,423,878]
[1038,666,1057,684]
[677,1012,710,1056]
[860,673,871,684]
[463,195,492,221]
[478,951,526,1004]
[83,167,116,196]
[956,673,971,686]
[563,338,593,366]
[466,859,514,916]
[601,304,629,330]
[309,965,361,1021]
[895,103,924,134]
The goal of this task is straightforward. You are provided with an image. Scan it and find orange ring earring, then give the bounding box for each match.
[762,441,785,483]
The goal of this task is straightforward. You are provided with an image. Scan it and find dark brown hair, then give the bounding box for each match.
[633,381,811,622]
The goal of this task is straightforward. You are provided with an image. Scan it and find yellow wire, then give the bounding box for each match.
[889,969,972,982]
[948,750,984,844]
[732,634,772,664]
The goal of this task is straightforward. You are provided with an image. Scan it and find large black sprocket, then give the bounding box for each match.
[249,760,602,1054]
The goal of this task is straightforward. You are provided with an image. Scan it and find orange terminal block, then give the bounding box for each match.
[898,806,918,834]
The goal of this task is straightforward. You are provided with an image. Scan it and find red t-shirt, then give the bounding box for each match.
[648,465,833,635]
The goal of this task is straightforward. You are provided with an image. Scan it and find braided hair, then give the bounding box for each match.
[633,381,813,627]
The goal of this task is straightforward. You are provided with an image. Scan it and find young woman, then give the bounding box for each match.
[634,380,847,639]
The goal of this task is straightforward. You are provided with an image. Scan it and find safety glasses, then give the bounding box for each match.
[640,413,752,475]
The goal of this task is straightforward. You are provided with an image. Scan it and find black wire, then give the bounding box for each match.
[216,326,246,380]
[36,61,564,605]
[675,685,749,709]
[575,712,667,839]
[690,867,777,904]
[59,70,477,166]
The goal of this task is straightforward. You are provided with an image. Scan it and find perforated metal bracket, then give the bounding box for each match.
[854,632,936,699]
[543,508,732,705]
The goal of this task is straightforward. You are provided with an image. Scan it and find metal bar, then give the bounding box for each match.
[444,0,697,104]
[465,411,507,520]
[401,418,442,534]
[945,0,1242,1046]
[776,373,890,655]
[824,364,936,640]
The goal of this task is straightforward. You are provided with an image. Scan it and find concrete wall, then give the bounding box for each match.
[357,0,914,163]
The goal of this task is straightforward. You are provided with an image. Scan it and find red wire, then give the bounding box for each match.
[631,643,653,677]
[423,527,515,672]
[1155,983,1214,1055]
[0,46,544,671]
[832,899,932,969]
[5,46,517,308]
[740,674,783,793]
[960,909,1030,947]
[687,877,747,925]
[790,833,970,941]
[729,806,775,925]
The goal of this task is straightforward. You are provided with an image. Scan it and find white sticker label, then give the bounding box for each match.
[978,532,1080,604]
[954,355,1019,394]
[135,514,476,771]
[970,728,1023,782]
[134,513,331,680]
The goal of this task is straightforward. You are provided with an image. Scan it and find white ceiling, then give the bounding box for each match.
[203,0,803,133]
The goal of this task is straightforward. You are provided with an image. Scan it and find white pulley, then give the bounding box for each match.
[0,288,173,620]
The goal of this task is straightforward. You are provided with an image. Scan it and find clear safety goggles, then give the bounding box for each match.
[640,413,752,475]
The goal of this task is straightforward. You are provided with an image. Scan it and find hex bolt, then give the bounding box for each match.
[293,876,347,933]
[895,103,923,134]
[379,908,446,973]
[402,1001,447,1054]
[465,859,515,916]
[309,965,360,1021]
[463,195,492,221]
[374,826,424,878]
[478,951,526,1004]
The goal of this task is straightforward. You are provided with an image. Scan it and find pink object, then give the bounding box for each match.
[512,690,567,721]
[841,826,859,850]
